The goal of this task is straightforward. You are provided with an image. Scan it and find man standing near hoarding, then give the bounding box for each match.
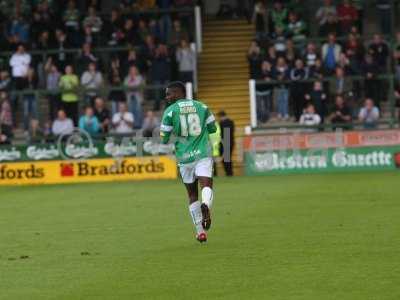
[218,110,235,176]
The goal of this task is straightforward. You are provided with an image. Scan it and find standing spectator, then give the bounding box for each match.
[168,20,189,47]
[82,6,103,39]
[217,110,235,177]
[290,58,309,121]
[124,65,144,128]
[142,110,160,137]
[54,29,71,69]
[299,103,321,131]
[287,12,307,44]
[45,58,61,121]
[59,65,79,124]
[329,95,352,130]
[105,8,124,46]
[0,71,11,92]
[176,39,195,84]
[93,97,110,133]
[79,106,100,136]
[275,57,290,120]
[248,40,263,79]
[337,0,358,34]
[9,44,31,124]
[305,81,328,123]
[52,109,74,137]
[303,42,320,67]
[253,1,268,40]
[151,43,171,110]
[78,43,99,74]
[21,67,38,131]
[316,0,338,36]
[321,33,342,74]
[256,61,274,124]
[0,92,13,128]
[63,0,80,45]
[108,56,125,115]
[112,102,134,134]
[329,67,353,99]
[361,54,381,107]
[272,26,288,56]
[269,1,288,34]
[9,16,30,44]
[394,32,400,83]
[368,34,389,73]
[359,98,379,129]
[80,62,103,105]
[376,0,392,35]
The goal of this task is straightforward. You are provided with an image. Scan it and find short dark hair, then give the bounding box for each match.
[217,110,227,117]
[167,81,186,95]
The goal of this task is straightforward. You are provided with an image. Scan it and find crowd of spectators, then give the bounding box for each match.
[250,0,399,129]
[0,0,198,144]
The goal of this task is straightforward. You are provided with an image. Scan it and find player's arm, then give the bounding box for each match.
[205,108,217,134]
[160,109,173,144]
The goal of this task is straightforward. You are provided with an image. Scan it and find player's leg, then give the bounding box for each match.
[180,163,207,242]
[195,158,214,230]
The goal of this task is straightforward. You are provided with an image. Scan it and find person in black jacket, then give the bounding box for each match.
[217,110,235,176]
[0,123,13,145]
[361,54,381,108]
[290,58,309,121]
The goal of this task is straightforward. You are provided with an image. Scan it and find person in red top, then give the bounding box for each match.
[337,0,358,34]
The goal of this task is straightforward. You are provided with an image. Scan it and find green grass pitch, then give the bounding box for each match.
[1,172,400,300]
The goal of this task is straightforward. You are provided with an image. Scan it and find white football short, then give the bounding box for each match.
[179,157,213,184]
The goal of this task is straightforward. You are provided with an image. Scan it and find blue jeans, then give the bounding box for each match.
[256,90,271,123]
[276,88,289,118]
[128,95,143,129]
[23,94,38,130]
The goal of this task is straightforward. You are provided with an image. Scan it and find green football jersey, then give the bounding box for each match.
[160,99,217,165]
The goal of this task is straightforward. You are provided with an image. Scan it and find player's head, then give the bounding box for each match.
[165,81,186,105]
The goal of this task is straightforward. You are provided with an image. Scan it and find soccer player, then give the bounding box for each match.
[160,82,217,243]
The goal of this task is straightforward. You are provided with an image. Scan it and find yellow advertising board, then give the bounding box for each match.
[0,156,177,186]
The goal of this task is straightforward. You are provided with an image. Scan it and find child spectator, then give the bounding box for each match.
[305,81,327,123]
[299,103,321,131]
[79,106,100,136]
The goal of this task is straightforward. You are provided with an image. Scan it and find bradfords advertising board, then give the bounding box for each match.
[0,156,177,186]
[244,130,400,175]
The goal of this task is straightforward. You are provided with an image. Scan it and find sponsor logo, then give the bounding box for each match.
[254,153,328,171]
[26,145,59,160]
[60,163,74,177]
[0,164,44,180]
[331,150,392,167]
[0,148,22,162]
[394,153,400,168]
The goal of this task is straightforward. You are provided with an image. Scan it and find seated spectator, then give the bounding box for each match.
[52,109,74,137]
[176,39,195,84]
[329,95,352,129]
[142,110,160,137]
[28,119,51,144]
[0,92,13,128]
[79,106,100,136]
[124,65,145,128]
[316,0,338,36]
[305,81,328,123]
[269,1,288,34]
[368,34,389,73]
[0,122,13,145]
[358,98,379,129]
[93,97,110,133]
[322,34,342,74]
[59,65,80,125]
[287,12,307,44]
[112,102,134,134]
[309,58,325,79]
[299,103,321,131]
[81,62,103,105]
[337,0,358,34]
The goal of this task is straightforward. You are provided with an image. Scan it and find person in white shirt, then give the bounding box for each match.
[81,62,103,105]
[299,104,321,132]
[9,44,31,89]
[359,98,380,129]
[52,109,74,136]
[176,39,195,83]
[112,102,134,134]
